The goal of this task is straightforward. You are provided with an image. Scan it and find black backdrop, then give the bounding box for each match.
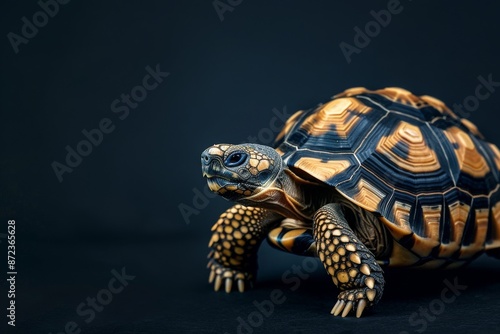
[2,1,500,333]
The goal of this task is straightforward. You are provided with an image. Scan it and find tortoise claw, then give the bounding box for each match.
[208,269,215,284]
[225,278,233,293]
[214,275,222,292]
[207,260,254,293]
[342,301,353,317]
[356,299,367,318]
[332,288,376,318]
[238,279,245,293]
[331,300,342,314]
[333,300,345,316]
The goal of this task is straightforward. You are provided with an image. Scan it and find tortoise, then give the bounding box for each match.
[200,87,500,318]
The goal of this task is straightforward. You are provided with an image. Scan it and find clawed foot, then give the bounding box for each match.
[207,260,254,293]
[331,288,377,318]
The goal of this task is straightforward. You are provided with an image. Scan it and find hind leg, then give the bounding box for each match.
[267,220,317,256]
[313,203,384,318]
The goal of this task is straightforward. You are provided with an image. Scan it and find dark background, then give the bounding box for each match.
[2,1,500,333]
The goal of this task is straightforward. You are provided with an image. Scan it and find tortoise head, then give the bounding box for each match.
[201,143,283,201]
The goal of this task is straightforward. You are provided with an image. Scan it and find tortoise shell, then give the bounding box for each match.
[274,87,500,268]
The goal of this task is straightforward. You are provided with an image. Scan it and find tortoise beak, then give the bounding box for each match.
[201,146,249,198]
[201,147,238,181]
[201,147,224,179]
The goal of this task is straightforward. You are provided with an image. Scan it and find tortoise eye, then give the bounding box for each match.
[225,152,247,167]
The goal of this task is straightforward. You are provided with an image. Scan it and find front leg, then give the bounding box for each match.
[313,203,384,318]
[208,204,281,293]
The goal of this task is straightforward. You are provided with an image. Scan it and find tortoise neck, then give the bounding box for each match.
[279,168,333,217]
[238,168,332,220]
[259,168,328,220]
[278,169,309,208]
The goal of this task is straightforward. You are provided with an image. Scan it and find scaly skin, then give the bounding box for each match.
[207,204,280,293]
[313,203,384,318]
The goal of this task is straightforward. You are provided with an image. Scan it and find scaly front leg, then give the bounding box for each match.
[208,204,281,293]
[313,203,384,318]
